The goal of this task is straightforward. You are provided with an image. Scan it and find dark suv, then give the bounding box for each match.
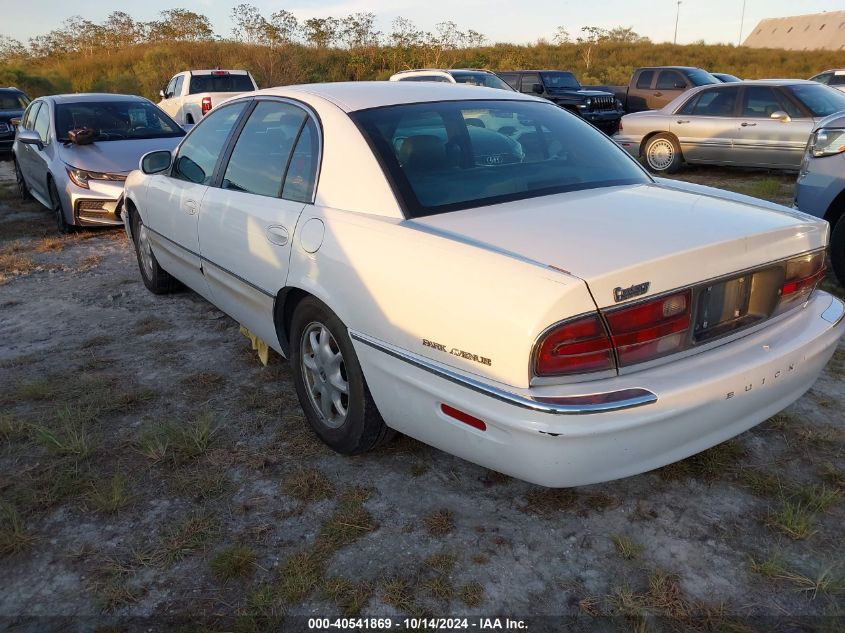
[496,70,623,133]
[0,87,31,152]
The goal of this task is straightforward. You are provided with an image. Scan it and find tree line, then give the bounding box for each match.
[0,6,840,101]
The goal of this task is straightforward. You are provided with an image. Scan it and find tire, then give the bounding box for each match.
[13,158,32,201]
[129,207,179,294]
[49,178,73,234]
[642,133,683,174]
[830,218,845,288]
[290,297,394,455]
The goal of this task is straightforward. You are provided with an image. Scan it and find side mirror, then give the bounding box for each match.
[10,117,21,127]
[140,150,173,175]
[159,89,166,99]
[770,110,791,123]
[531,83,544,94]
[17,129,43,149]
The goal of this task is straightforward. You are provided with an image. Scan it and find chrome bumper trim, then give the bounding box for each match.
[350,331,658,415]
[821,296,845,326]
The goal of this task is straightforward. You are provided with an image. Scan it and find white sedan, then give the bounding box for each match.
[123,82,844,487]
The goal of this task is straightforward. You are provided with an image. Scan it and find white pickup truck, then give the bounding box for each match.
[157,69,258,125]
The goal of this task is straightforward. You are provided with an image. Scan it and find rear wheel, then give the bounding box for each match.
[130,207,179,294]
[290,297,393,455]
[643,133,683,174]
[13,158,32,201]
[49,179,72,234]
[830,218,845,288]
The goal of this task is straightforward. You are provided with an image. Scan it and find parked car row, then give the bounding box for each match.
[4,71,845,487]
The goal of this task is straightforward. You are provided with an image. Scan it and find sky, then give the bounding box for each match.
[1,0,844,46]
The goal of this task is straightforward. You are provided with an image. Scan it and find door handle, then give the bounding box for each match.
[676,119,690,124]
[265,225,289,246]
[184,199,198,215]
[741,122,757,127]
[654,91,663,97]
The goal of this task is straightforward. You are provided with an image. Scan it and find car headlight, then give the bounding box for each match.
[66,166,127,189]
[578,98,592,110]
[808,128,845,158]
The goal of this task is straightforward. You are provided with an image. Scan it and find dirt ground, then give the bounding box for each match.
[0,157,843,632]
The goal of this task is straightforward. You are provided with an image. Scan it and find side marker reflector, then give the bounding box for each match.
[441,403,487,431]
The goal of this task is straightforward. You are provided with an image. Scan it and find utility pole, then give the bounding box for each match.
[674,1,682,45]
[738,0,747,45]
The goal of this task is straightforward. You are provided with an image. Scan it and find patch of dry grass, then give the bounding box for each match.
[656,439,746,481]
[137,511,219,568]
[612,535,644,560]
[521,488,578,517]
[133,315,170,336]
[210,544,256,581]
[423,508,455,536]
[283,468,335,503]
[86,473,131,514]
[322,577,373,616]
[0,503,36,557]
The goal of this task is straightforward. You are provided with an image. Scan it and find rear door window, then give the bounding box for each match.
[221,101,307,198]
[520,73,541,93]
[635,70,654,89]
[741,86,794,118]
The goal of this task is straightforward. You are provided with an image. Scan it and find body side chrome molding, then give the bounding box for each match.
[350,330,657,415]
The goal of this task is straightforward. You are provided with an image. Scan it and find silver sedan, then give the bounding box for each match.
[614,80,845,173]
[13,93,184,232]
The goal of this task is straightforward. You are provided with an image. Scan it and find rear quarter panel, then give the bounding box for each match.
[286,207,598,388]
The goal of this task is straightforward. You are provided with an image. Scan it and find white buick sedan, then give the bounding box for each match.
[123,82,844,487]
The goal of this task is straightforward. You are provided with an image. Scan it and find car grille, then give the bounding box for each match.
[589,96,616,111]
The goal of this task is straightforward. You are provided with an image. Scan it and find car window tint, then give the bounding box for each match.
[282,118,319,203]
[353,99,649,217]
[165,77,176,98]
[831,74,845,86]
[22,101,40,129]
[173,101,247,185]
[499,74,520,90]
[173,75,184,96]
[812,73,831,85]
[188,74,255,94]
[636,70,654,89]
[222,101,306,198]
[689,88,737,116]
[656,70,685,90]
[33,103,49,143]
[520,73,540,92]
[741,86,788,118]
[786,84,845,117]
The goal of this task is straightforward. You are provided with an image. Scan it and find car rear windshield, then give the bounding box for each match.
[55,101,184,142]
[353,100,649,217]
[683,69,720,86]
[450,72,512,91]
[188,74,255,94]
[786,83,845,117]
[0,92,30,110]
[540,72,581,89]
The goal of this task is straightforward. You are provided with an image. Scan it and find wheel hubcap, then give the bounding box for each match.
[301,322,349,429]
[647,139,674,170]
[137,224,154,277]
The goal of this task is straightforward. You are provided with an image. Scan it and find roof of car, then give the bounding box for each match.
[249,81,538,113]
[43,93,148,104]
[392,68,496,75]
[497,70,577,73]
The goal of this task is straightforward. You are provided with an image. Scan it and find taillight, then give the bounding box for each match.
[201,96,212,115]
[534,313,615,376]
[776,250,826,313]
[605,291,691,367]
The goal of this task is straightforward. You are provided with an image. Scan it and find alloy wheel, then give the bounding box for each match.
[137,223,155,279]
[300,321,349,429]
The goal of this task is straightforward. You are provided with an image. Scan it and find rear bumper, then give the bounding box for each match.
[353,292,844,487]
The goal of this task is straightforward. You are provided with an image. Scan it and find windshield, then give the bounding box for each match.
[540,72,581,90]
[353,100,649,217]
[787,84,845,117]
[55,101,184,142]
[683,69,720,86]
[188,74,255,94]
[0,92,30,110]
[450,72,513,91]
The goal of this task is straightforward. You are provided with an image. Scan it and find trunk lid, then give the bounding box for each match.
[411,182,827,309]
